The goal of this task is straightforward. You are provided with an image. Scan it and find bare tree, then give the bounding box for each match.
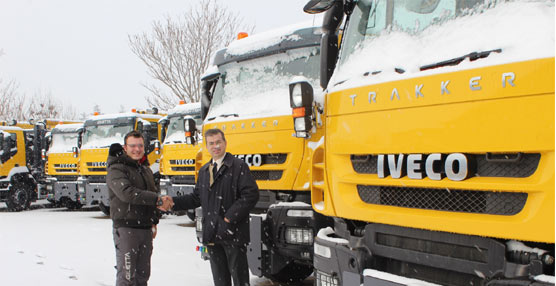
[24,90,64,120]
[0,78,20,120]
[129,0,254,109]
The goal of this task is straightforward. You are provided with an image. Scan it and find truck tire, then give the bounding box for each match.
[267,262,313,284]
[99,202,110,216]
[6,182,32,211]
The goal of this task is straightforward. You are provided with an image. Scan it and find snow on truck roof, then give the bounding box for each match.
[85,112,163,122]
[212,19,323,66]
[167,102,201,118]
[51,123,83,133]
[0,126,23,131]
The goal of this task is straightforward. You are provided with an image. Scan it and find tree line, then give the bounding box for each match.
[1,0,252,121]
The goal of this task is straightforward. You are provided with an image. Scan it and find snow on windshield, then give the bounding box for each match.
[48,133,78,153]
[330,0,555,92]
[206,46,320,122]
[81,124,133,149]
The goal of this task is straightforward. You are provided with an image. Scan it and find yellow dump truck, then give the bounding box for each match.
[158,101,202,220]
[189,23,331,283]
[0,123,49,210]
[291,0,555,285]
[77,110,163,215]
[45,123,83,209]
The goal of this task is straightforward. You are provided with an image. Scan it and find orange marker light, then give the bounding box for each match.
[131,108,137,113]
[94,112,100,116]
[292,107,306,118]
[237,32,248,40]
[179,100,185,105]
[185,131,192,137]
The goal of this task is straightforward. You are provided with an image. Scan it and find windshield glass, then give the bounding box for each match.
[330,0,545,87]
[81,124,134,149]
[49,132,78,153]
[164,114,203,144]
[206,46,320,120]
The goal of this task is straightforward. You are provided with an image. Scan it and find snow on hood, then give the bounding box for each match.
[51,123,83,133]
[329,0,555,93]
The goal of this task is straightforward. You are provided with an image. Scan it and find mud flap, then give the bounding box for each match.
[247,214,263,277]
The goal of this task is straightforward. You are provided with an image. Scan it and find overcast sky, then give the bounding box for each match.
[0,0,318,116]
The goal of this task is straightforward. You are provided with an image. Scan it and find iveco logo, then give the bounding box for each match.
[175,159,195,165]
[235,154,262,167]
[378,153,471,181]
[56,164,77,168]
[90,161,107,167]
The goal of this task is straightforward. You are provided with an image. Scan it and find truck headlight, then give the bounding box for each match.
[287,209,313,217]
[291,84,303,107]
[285,227,313,245]
[316,270,339,286]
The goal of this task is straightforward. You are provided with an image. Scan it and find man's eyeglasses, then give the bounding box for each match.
[126,144,144,149]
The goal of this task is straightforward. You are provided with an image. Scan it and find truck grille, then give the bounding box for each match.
[251,171,283,181]
[357,185,527,215]
[56,176,78,181]
[87,176,106,183]
[171,166,195,172]
[170,175,195,185]
[351,153,540,178]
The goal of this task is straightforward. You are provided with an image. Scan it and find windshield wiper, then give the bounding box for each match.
[420,49,502,71]
[207,113,239,121]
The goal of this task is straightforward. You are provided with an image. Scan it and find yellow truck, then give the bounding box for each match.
[77,110,163,215]
[189,24,331,283]
[0,123,49,210]
[158,101,202,220]
[44,123,83,209]
[291,0,555,285]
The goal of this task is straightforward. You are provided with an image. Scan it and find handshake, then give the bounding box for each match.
[157,196,174,212]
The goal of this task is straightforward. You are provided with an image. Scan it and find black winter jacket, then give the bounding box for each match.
[173,152,259,245]
[106,144,160,229]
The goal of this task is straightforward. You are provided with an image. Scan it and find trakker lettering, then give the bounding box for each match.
[377,153,472,181]
[235,154,262,167]
[359,72,516,104]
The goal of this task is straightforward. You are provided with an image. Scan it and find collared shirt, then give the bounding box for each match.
[212,156,225,171]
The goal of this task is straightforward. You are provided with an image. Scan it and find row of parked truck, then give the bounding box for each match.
[1,0,554,285]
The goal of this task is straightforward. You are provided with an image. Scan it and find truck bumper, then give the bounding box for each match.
[160,178,194,197]
[78,177,109,207]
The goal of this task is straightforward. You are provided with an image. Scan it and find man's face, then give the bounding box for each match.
[124,136,145,161]
[206,133,226,160]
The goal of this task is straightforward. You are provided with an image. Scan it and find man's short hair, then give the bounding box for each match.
[124,130,144,145]
[204,128,226,143]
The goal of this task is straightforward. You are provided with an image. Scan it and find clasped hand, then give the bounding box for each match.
[157,196,174,212]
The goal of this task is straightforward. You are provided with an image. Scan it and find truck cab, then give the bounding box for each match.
[77,110,163,215]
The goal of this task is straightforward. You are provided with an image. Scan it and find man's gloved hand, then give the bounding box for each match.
[109,143,124,157]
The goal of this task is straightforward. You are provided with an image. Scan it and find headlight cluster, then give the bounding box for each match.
[316,270,339,286]
[289,80,314,138]
[285,227,313,245]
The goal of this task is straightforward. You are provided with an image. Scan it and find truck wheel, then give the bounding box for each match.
[66,200,82,210]
[267,262,313,284]
[99,202,110,216]
[6,182,31,211]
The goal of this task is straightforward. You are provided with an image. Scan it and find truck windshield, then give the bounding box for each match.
[81,124,134,149]
[164,114,203,144]
[335,0,486,84]
[49,132,79,153]
[207,46,320,120]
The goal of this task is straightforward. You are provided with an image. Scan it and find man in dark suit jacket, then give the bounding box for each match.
[167,128,259,286]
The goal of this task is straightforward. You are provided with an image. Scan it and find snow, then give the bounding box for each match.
[314,201,324,211]
[167,102,201,118]
[0,201,311,286]
[329,0,555,93]
[535,275,556,284]
[86,112,162,121]
[506,240,548,256]
[271,201,311,208]
[52,123,83,133]
[307,136,324,151]
[316,227,349,245]
[364,269,442,286]
[226,18,323,55]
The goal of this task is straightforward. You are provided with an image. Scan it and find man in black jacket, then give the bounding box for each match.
[169,128,259,286]
[106,130,171,286]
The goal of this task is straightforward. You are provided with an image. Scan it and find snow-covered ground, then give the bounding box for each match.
[0,200,313,286]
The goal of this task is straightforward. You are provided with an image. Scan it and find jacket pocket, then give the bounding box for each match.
[215,217,235,242]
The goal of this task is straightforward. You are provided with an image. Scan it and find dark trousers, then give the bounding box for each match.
[113,227,153,286]
[207,243,250,286]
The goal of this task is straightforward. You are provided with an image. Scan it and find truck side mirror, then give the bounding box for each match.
[289,78,314,138]
[154,140,161,155]
[184,116,197,145]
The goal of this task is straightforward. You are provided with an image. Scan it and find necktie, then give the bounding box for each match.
[209,163,217,186]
